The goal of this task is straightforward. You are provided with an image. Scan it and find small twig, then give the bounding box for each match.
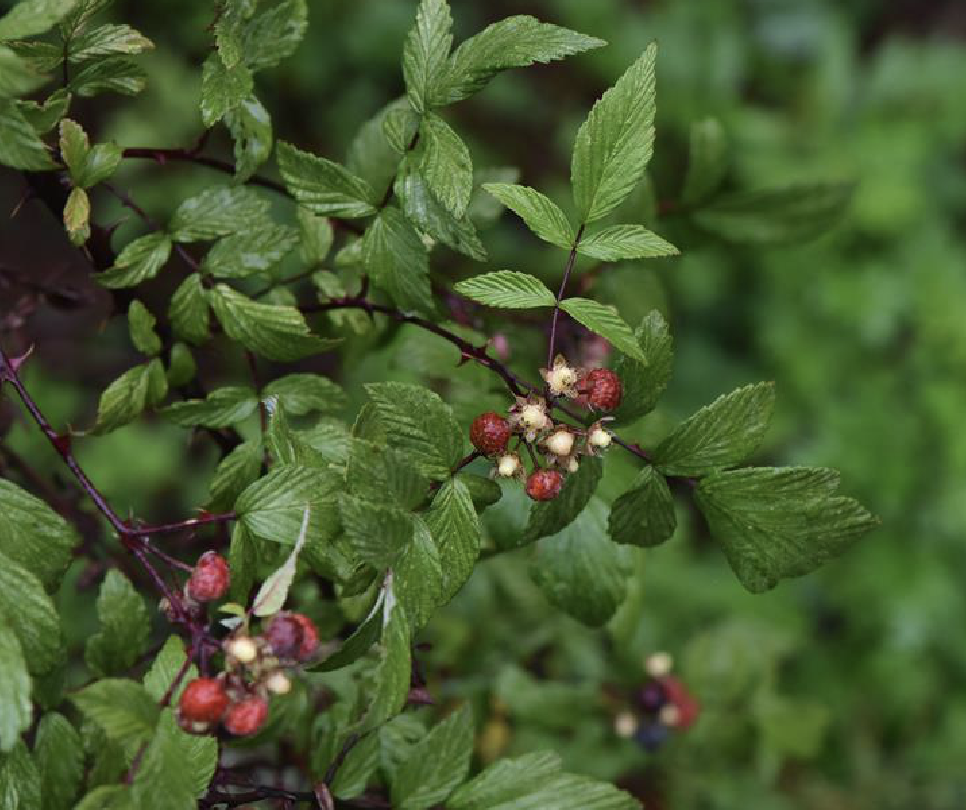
[547,224,586,370]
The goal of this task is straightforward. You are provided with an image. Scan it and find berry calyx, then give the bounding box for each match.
[186,551,230,602]
[637,681,668,714]
[577,368,623,411]
[544,427,575,458]
[540,355,581,397]
[224,695,269,736]
[264,612,318,661]
[525,469,564,501]
[470,412,511,456]
[178,678,229,724]
[588,425,612,448]
[508,395,552,442]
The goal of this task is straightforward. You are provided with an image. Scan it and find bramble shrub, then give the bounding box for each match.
[0,0,880,807]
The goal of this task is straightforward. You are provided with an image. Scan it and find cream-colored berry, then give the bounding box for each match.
[645,651,673,678]
[546,429,574,457]
[497,454,521,478]
[265,671,291,695]
[613,711,639,739]
[226,637,258,664]
[567,457,579,473]
[547,366,577,395]
[658,704,681,727]
[589,427,612,448]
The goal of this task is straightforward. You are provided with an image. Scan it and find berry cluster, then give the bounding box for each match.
[176,553,319,736]
[613,652,701,752]
[470,357,622,502]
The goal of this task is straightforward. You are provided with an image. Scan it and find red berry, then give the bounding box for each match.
[187,551,230,602]
[525,469,564,501]
[179,678,229,723]
[577,369,623,411]
[264,612,318,661]
[659,675,700,729]
[470,412,511,455]
[223,695,269,736]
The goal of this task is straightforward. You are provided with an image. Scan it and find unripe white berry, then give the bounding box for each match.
[226,637,258,664]
[658,703,681,727]
[497,454,521,478]
[567,457,579,473]
[546,429,574,457]
[613,711,639,739]
[589,427,612,448]
[265,671,291,695]
[645,651,673,678]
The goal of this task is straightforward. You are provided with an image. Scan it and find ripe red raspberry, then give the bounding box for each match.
[187,551,230,602]
[525,469,564,502]
[470,412,511,456]
[577,368,623,411]
[178,678,229,724]
[223,694,269,736]
[263,612,319,661]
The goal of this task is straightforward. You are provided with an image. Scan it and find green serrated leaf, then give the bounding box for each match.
[417,112,472,217]
[454,270,555,309]
[73,785,135,810]
[0,740,40,809]
[346,99,413,200]
[202,223,298,278]
[696,467,879,593]
[143,636,197,705]
[653,382,775,477]
[361,207,434,315]
[482,183,574,249]
[92,358,167,434]
[70,55,146,97]
[559,297,646,362]
[166,342,196,387]
[133,710,216,808]
[0,624,30,753]
[277,141,378,218]
[227,522,257,604]
[433,16,605,106]
[240,0,307,71]
[448,751,563,810]
[71,679,159,751]
[424,478,480,602]
[168,273,209,345]
[571,43,657,224]
[681,117,728,206]
[14,90,70,133]
[208,440,263,513]
[0,98,56,169]
[402,0,452,113]
[345,438,427,510]
[0,0,80,40]
[200,52,252,126]
[63,186,90,245]
[224,94,272,182]
[127,300,161,356]
[524,456,602,542]
[531,499,633,627]
[33,712,83,810]
[98,231,172,289]
[394,158,486,261]
[170,185,267,242]
[69,22,153,61]
[262,373,346,415]
[393,516,443,630]
[692,183,853,245]
[338,494,414,568]
[85,571,150,677]
[161,386,258,428]
[0,478,78,588]
[577,224,678,261]
[611,310,673,426]
[236,464,342,546]
[208,283,340,361]
[364,600,411,730]
[0,550,63,674]
[59,118,88,176]
[608,467,676,548]
[364,382,463,479]
[392,704,473,810]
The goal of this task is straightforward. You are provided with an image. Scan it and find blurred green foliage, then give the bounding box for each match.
[3,0,966,807]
